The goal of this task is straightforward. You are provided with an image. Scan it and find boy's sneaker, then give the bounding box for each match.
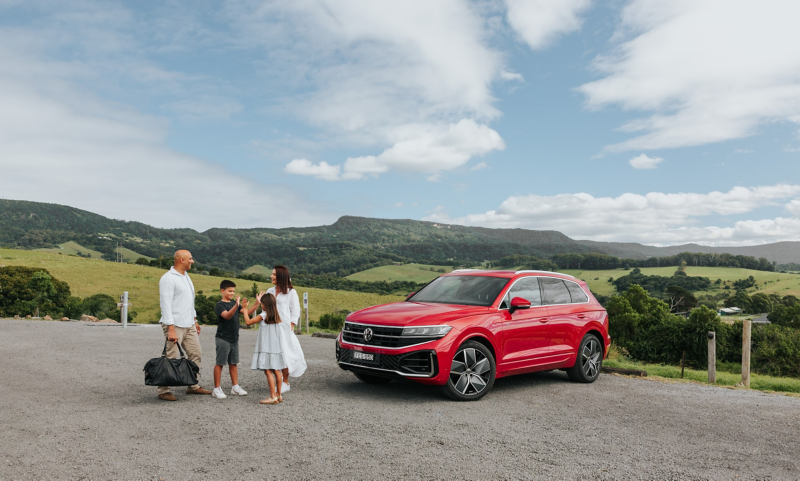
[212,387,227,399]
[281,382,290,393]
[230,385,247,396]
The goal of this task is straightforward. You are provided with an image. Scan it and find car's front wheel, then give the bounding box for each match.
[566,334,603,383]
[353,371,392,384]
[442,340,496,401]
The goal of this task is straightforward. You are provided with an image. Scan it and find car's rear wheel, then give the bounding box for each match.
[442,340,496,401]
[353,371,392,384]
[566,334,603,383]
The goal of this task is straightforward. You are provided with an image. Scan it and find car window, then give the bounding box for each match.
[565,281,589,303]
[410,275,510,307]
[506,277,542,306]
[540,277,572,305]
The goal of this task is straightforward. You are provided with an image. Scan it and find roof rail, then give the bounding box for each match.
[451,269,483,272]
[515,270,575,278]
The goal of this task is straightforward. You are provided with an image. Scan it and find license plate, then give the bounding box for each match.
[352,350,378,364]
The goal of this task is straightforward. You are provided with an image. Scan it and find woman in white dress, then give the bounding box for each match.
[256,265,307,391]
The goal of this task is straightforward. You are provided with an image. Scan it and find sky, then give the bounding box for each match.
[1,0,800,247]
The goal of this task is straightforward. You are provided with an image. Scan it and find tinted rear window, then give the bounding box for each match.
[410,275,509,306]
[565,281,589,303]
[540,277,572,305]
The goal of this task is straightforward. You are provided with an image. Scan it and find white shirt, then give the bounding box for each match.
[266,287,300,326]
[159,267,197,328]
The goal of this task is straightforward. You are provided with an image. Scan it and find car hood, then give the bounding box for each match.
[347,302,489,327]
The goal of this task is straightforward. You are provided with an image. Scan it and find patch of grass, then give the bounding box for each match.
[36,241,105,259]
[242,265,272,277]
[603,358,800,394]
[114,246,152,262]
[0,248,403,324]
[561,266,800,298]
[346,263,456,283]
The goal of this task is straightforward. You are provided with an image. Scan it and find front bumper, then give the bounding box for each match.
[336,341,439,379]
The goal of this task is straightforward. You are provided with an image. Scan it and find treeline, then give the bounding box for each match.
[609,285,800,378]
[550,252,776,272]
[237,271,425,296]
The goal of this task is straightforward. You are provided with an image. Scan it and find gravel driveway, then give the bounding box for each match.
[1,319,799,480]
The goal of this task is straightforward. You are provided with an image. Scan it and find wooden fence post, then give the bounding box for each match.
[708,331,716,383]
[680,351,686,379]
[742,320,751,388]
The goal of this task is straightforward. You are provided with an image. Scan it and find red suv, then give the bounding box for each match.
[336,270,610,401]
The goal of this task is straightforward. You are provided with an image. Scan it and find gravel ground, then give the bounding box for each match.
[1,319,799,480]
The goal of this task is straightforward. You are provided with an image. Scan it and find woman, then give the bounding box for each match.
[256,265,307,392]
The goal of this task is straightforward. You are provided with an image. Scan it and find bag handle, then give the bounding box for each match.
[162,340,187,359]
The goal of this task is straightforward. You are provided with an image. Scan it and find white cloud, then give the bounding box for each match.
[505,0,591,50]
[284,159,341,182]
[734,148,753,154]
[393,202,404,208]
[0,37,332,230]
[579,1,800,152]
[629,153,663,169]
[285,119,504,180]
[423,184,800,245]
[229,0,509,179]
[471,162,488,171]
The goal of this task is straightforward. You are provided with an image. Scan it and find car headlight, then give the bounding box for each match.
[401,325,452,337]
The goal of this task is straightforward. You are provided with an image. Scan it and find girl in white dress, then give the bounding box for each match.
[242,294,285,405]
[257,265,307,392]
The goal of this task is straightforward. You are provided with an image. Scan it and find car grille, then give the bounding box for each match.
[341,322,440,348]
[337,346,436,377]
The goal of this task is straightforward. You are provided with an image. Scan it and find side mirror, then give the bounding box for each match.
[509,296,532,314]
[406,292,416,300]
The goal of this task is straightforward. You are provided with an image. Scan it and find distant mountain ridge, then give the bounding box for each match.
[1,199,799,272]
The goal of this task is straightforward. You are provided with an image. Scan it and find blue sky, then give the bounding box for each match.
[1,0,799,246]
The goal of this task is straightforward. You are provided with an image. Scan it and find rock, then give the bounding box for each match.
[60,317,70,322]
[99,318,118,324]
[43,315,52,321]
[13,315,20,319]
[25,315,31,319]
[80,315,99,323]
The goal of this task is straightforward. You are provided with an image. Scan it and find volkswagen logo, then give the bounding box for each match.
[363,328,373,342]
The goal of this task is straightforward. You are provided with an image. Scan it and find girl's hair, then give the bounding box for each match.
[274,265,293,295]
[260,293,282,324]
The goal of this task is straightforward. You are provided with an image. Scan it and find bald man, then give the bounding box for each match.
[156,250,211,401]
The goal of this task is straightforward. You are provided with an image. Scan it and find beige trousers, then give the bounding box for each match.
[157,324,202,394]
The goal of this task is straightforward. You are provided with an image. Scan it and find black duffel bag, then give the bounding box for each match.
[143,341,200,386]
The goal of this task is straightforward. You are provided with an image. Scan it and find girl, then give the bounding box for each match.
[256,265,307,393]
[242,294,286,405]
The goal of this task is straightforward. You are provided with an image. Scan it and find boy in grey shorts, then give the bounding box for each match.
[212,280,247,399]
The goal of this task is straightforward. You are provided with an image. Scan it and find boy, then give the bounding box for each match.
[212,280,247,399]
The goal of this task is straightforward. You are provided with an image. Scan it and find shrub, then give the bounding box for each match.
[318,310,348,331]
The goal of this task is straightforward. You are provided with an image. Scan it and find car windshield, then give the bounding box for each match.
[409,275,509,306]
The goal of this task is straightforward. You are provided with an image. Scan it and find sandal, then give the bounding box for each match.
[259,397,279,405]
[278,395,284,402]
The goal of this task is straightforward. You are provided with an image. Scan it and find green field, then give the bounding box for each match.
[561,266,800,298]
[0,248,403,323]
[242,265,272,277]
[346,263,456,283]
[35,241,151,263]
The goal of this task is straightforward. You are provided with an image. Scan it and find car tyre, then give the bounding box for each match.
[442,340,496,401]
[353,372,392,384]
[566,334,603,383]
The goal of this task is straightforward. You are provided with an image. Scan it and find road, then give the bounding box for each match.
[1,319,798,480]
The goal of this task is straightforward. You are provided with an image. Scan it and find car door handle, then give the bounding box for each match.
[538,317,549,323]
[577,314,586,319]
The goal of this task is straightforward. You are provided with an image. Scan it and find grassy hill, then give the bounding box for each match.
[36,241,105,259]
[562,266,800,298]
[242,265,272,277]
[346,263,456,283]
[0,248,403,323]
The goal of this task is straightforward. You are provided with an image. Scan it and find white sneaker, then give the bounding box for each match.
[212,387,227,399]
[230,385,248,396]
[281,382,290,393]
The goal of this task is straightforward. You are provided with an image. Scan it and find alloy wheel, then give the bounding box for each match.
[449,347,491,396]
[582,338,601,378]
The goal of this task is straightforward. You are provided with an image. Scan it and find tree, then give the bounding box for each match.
[28,271,56,317]
[666,285,697,312]
[749,293,773,314]
[135,257,149,265]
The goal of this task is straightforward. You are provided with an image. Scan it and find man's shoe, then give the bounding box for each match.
[212,387,227,399]
[158,393,177,401]
[186,387,212,395]
[231,385,248,396]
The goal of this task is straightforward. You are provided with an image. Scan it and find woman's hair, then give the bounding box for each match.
[274,265,293,295]
[260,293,282,324]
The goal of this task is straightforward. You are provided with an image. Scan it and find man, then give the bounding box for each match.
[156,249,212,401]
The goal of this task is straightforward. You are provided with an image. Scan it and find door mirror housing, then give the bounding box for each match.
[509,296,532,314]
